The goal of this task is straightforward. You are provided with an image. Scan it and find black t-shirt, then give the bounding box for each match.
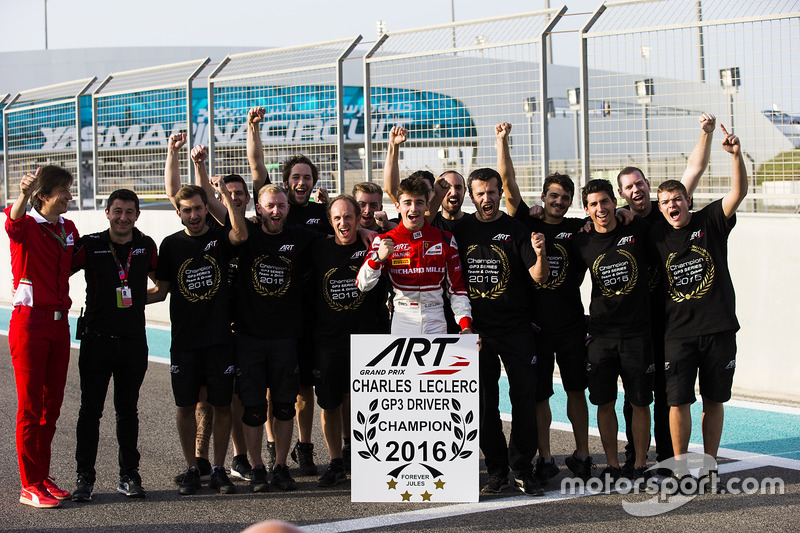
[311,238,390,342]
[431,211,473,233]
[72,228,157,338]
[649,199,739,339]
[515,199,586,333]
[156,227,234,349]
[235,224,324,339]
[287,201,333,235]
[451,213,538,336]
[574,216,652,338]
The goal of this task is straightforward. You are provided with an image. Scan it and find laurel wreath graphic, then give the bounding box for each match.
[252,255,292,297]
[353,397,476,462]
[177,254,220,302]
[592,248,638,297]
[536,243,568,290]
[322,265,364,311]
[666,245,715,302]
[465,245,510,300]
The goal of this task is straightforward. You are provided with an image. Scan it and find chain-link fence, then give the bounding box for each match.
[2,78,95,208]
[207,38,362,196]
[364,9,565,197]
[581,0,800,212]
[92,59,209,202]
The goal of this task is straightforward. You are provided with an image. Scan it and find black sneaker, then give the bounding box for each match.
[250,464,270,493]
[290,441,318,475]
[71,474,94,503]
[173,457,212,484]
[565,451,593,481]
[481,471,510,494]
[317,461,347,487]
[231,454,253,481]
[697,469,722,494]
[265,441,276,473]
[271,464,297,491]
[514,472,546,496]
[596,466,622,491]
[178,467,201,496]
[210,466,236,494]
[117,473,146,498]
[621,455,636,479]
[534,457,559,481]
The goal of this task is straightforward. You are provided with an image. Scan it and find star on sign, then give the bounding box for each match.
[401,491,412,501]
[434,478,445,489]
[421,491,433,501]
[387,478,398,490]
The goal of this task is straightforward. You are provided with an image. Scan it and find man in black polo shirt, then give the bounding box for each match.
[70,189,157,502]
[149,181,248,495]
[650,125,746,483]
[574,179,654,484]
[311,195,390,487]
[451,167,549,496]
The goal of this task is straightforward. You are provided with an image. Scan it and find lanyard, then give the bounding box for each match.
[108,242,134,285]
[42,223,67,251]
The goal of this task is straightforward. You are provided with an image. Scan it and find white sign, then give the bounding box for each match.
[350,334,479,503]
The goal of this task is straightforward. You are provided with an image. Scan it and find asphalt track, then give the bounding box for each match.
[1,338,799,532]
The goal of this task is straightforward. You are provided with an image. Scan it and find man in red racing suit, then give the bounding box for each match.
[357,176,472,335]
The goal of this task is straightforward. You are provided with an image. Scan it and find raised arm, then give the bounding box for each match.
[425,176,449,223]
[496,122,521,216]
[9,168,40,221]
[165,133,186,209]
[383,126,407,205]
[212,176,248,245]
[681,113,716,196]
[190,145,227,224]
[247,107,270,199]
[719,124,748,218]
[528,232,549,284]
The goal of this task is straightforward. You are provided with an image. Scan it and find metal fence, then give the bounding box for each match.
[2,78,95,208]
[207,38,362,196]
[92,59,209,202]
[364,8,566,196]
[581,0,800,212]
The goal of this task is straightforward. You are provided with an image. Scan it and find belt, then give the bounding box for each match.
[16,306,68,321]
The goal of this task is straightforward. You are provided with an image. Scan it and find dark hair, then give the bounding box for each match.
[352,181,383,196]
[175,184,207,207]
[439,170,465,184]
[327,194,360,221]
[223,173,248,189]
[542,172,574,199]
[106,188,140,212]
[616,166,646,188]
[581,179,615,208]
[409,170,435,189]
[31,165,73,211]
[282,155,319,186]
[656,179,688,198]
[397,176,431,200]
[467,167,503,196]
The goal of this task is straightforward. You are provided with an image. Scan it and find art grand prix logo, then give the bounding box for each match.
[366,337,468,374]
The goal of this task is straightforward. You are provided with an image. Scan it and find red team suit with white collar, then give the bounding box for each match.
[356,221,471,334]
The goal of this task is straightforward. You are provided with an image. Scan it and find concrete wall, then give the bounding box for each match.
[1,208,798,404]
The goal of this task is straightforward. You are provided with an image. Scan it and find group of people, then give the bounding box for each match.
[5,106,744,508]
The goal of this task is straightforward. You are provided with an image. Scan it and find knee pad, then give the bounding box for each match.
[242,404,268,427]
[272,402,296,422]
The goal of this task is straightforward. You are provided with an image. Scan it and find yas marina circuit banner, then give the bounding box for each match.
[350,334,479,503]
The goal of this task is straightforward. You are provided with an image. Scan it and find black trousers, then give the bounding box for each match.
[75,333,148,481]
[479,326,539,476]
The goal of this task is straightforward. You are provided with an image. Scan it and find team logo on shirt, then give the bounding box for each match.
[617,236,635,246]
[306,218,321,226]
[665,245,715,302]
[203,240,218,252]
[554,232,573,240]
[351,250,368,260]
[177,255,221,302]
[66,233,75,246]
[424,242,443,256]
[413,231,423,239]
[690,230,704,241]
[491,233,511,242]
[252,254,292,297]
[591,249,638,297]
[279,244,295,252]
[132,248,147,256]
[323,265,365,311]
